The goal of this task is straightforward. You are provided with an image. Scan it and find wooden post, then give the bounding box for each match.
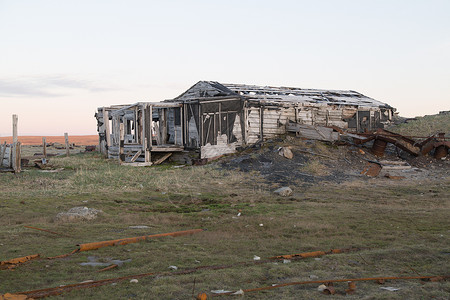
[12,115,21,172]
[103,108,111,148]
[1,141,6,167]
[12,115,18,144]
[64,133,70,157]
[119,123,125,163]
[12,142,21,173]
[42,137,47,158]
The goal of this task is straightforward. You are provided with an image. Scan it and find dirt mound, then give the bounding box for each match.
[218,136,449,185]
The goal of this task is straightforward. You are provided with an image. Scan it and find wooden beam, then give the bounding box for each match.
[103,108,111,148]
[153,153,172,165]
[13,142,21,173]
[42,137,47,158]
[119,123,125,162]
[1,141,6,167]
[64,133,70,157]
[130,150,142,162]
[12,114,18,144]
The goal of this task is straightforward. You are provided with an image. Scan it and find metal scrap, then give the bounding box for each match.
[205,275,449,297]
[361,162,382,177]
[77,228,204,251]
[1,254,40,270]
[10,247,355,298]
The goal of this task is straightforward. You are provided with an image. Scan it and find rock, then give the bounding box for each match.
[56,207,102,222]
[253,255,261,261]
[278,147,294,159]
[232,289,244,295]
[317,284,327,292]
[129,279,138,283]
[309,275,319,279]
[168,265,178,270]
[274,187,293,197]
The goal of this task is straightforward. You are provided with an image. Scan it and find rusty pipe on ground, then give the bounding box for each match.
[77,229,204,251]
[206,275,449,297]
[8,247,354,298]
[0,254,40,270]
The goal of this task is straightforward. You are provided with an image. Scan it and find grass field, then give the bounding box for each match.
[1,152,449,299]
[390,112,450,138]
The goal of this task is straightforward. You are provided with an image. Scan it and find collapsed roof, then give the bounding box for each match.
[174,81,393,110]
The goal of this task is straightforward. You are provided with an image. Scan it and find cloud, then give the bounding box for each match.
[0,75,117,97]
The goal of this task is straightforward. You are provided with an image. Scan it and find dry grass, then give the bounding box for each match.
[0,151,449,299]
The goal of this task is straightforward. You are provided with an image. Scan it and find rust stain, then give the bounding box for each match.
[1,254,40,270]
[77,229,204,252]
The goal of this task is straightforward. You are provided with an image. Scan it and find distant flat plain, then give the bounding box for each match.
[0,135,98,145]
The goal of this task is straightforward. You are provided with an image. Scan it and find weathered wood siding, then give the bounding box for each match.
[1,144,11,168]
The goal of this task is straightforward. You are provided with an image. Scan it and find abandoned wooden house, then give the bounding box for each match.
[95,81,395,164]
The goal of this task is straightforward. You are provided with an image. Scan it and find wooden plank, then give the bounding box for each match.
[130,150,142,162]
[1,141,6,167]
[64,133,70,157]
[120,162,153,167]
[42,137,47,158]
[12,115,18,144]
[119,123,125,162]
[13,142,21,173]
[150,146,184,152]
[153,153,172,165]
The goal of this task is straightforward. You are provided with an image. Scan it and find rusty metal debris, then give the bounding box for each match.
[384,174,405,180]
[24,226,71,237]
[77,228,204,252]
[46,229,204,260]
[346,281,356,294]
[9,248,354,298]
[97,264,118,272]
[1,254,40,270]
[354,129,449,159]
[204,275,449,297]
[269,248,353,260]
[0,293,29,300]
[360,162,382,177]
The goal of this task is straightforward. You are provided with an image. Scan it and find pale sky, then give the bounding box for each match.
[1,0,449,136]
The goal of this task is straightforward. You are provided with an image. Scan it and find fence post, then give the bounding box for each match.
[43,137,47,158]
[64,133,70,157]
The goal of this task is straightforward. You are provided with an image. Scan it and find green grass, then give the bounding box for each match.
[0,152,449,299]
[390,111,450,137]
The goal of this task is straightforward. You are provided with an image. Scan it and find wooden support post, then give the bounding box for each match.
[119,123,125,163]
[12,115,18,144]
[1,141,6,167]
[12,115,21,172]
[64,133,70,157]
[103,108,111,148]
[218,103,222,136]
[12,142,21,173]
[146,104,152,163]
[259,106,264,142]
[43,137,47,158]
